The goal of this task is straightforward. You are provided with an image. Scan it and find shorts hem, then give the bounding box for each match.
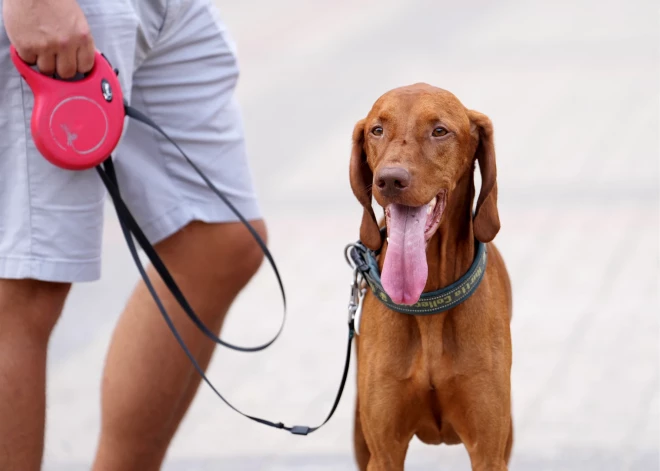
[0,199,262,283]
[141,197,263,245]
[0,256,101,283]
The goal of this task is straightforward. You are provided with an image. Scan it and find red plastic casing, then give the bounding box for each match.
[10,45,125,170]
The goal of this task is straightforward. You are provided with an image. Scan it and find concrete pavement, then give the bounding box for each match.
[43,0,659,469]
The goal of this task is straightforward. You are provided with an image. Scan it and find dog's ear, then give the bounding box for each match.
[349,119,382,250]
[468,110,500,243]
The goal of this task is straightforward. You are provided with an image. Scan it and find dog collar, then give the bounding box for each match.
[347,235,487,316]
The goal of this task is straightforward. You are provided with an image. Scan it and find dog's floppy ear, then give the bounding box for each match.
[349,119,382,250]
[468,110,500,243]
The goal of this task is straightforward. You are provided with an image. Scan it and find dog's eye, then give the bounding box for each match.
[371,126,383,136]
[432,127,448,137]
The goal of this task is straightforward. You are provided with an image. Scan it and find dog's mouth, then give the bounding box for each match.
[381,190,447,305]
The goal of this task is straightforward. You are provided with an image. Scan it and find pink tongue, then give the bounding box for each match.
[381,204,428,305]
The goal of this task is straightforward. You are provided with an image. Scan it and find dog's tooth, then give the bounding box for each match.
[427,196,437,212]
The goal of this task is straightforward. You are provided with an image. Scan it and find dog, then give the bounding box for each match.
[349,83,513,471]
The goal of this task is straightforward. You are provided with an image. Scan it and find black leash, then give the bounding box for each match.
[93,103,356,435]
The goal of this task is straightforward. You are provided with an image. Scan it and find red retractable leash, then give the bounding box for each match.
[9,45,355,436]
[10,46,125,170]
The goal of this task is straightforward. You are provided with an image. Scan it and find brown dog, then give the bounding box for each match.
[349,83,513,471]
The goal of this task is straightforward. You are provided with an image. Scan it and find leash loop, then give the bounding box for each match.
[344,243,359,268]
[121,103,286,353]
[92,101,362,435]
[344,242,370,274]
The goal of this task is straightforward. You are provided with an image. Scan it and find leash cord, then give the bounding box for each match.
[93,105,355,435]
[122,104,285,352]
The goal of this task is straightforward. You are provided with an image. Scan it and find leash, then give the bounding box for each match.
[108,105,287,353]
[98,153,357,435]
[10,45,357,436]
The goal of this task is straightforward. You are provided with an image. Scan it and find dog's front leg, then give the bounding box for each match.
[357,372,418,471]
[353,395,370,471]
[445,373,513,471]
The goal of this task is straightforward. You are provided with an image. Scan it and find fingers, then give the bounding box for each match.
[16,48,38,66]
[55,46,78,79]
[36,52,57,75]
[56,29,95,78]
[4,0,96,79]
[76,33,96,74]
[17,31,96,79]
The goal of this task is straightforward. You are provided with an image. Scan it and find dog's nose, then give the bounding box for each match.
[376,167,411,196]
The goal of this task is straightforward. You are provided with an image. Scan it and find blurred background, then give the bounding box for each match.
[43,0,658,469]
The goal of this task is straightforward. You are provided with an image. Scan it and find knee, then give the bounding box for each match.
[156,219,268,294]
[0,279,71,342]
[226,219,268,286]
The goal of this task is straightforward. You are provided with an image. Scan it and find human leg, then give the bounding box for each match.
[92,220,265,471]
[92,1,265,468]
[0,1,140,468]
[0,280,70,471]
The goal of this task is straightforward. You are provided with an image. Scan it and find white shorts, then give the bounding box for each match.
[0,0,262,282]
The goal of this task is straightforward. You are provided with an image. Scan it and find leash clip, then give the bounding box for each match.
[348,268,366,335]
[348,268,360,322]
[345,243,361,322]
[345,243,368,334]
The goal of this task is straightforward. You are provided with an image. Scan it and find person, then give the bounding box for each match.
[0,0,267,469]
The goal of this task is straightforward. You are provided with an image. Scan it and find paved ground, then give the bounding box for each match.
[42,0,659,469]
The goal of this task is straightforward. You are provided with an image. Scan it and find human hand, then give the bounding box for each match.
[3,0,95,79]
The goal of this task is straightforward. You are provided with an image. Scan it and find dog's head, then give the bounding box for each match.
[349,83,499,305]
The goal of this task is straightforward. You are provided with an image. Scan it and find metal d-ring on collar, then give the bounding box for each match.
[345,229,488,318]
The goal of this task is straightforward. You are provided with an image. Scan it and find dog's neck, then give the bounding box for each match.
[424,170,476,292]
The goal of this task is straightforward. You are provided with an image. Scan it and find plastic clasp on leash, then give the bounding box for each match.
[290,425,311,435]
[9,45,126,170]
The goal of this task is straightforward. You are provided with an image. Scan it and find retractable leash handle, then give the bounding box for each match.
[10,45,356,436]
[9,45,125,170]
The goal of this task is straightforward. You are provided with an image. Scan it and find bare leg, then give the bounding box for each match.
[0,280,71,471]
[158,293,231,447]
[92,220,266,471]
